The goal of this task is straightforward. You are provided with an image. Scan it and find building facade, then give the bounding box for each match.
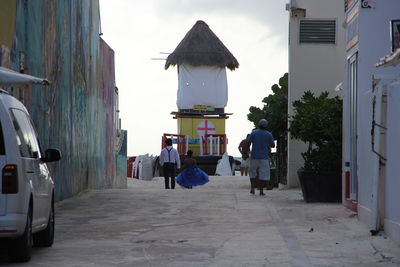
[0,0,127,200]
[286,0,345,187]
[343,0,400,244]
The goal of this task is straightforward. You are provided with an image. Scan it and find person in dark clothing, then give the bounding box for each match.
[159,138,181,189]
[238,134,250,176]
[176,150,209,189]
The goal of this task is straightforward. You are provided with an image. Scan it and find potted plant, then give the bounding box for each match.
[289,91,342,202]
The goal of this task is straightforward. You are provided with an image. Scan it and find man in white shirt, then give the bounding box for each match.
[159,138,181,189]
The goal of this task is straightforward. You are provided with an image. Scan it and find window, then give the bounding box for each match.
[299,19,336,44]
[10,109,41,159]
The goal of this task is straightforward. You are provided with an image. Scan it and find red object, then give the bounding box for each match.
[127,157,137,178]
[162,133,187,155]
[197,120,216,136]
[344,171,357,212]
[2,164,18,194]
[345,199,358,212]
[202,134,228,155]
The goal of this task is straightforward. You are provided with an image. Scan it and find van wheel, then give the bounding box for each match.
[33,199,54,247]
[8,211,32,262]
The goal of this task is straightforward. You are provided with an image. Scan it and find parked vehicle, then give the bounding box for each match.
[0,89,61,262]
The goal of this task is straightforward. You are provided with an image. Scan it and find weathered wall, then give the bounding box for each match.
[116,130,128,189]
[99,38,116,189]
[0,0,126,200]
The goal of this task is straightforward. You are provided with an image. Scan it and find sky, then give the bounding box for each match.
[99,0,288,157]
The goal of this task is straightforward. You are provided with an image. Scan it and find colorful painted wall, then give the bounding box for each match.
[0,0,127,200]
[177,117,226,155]
[116,130,128,189]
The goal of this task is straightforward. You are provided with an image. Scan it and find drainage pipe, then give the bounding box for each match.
[370,90,381,234]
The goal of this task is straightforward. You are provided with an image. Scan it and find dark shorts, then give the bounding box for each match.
[163,163,176,178]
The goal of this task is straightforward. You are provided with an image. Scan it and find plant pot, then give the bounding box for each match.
[297,170,342,203]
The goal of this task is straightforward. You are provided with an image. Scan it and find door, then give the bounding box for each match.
[349,53,358,201]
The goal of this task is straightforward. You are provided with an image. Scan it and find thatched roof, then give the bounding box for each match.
[165,20,239,71]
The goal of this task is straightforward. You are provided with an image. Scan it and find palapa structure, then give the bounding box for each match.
[165,20,239,71]
[164,20,239,157]
[166,20,239,114]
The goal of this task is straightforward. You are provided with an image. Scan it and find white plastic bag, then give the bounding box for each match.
[215,152,232,176]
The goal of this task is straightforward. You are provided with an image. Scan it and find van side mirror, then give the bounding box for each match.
[42,149,61,162]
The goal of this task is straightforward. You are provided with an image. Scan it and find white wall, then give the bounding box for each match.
[349,1,400,209]
[343,0,400,244]
[287,0,345,187]
[356,1,400,209]
[385,80,400,244]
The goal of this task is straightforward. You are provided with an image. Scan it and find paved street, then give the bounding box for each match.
[1,175,400,266]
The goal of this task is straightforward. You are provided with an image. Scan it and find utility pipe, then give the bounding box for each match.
[370,79,387,234]
[370,92,380,234]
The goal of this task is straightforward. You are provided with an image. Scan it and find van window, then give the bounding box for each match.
[10,109,41,159]
[0,122,4,155]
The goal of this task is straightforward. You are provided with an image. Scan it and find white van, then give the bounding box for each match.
[0,89,60,262]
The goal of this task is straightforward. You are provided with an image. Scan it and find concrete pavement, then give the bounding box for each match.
[2,175,400,266]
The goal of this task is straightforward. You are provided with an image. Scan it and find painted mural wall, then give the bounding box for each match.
[0,0,126,200]
[116,130,128,189]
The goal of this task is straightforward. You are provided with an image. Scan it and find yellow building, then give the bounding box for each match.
[176,116,226,155]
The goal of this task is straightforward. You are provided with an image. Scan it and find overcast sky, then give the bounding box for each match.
[99,0,289,157]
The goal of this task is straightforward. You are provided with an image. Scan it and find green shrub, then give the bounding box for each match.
[289,91,342,173]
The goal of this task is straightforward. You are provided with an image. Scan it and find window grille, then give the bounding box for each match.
[299,20,336,44]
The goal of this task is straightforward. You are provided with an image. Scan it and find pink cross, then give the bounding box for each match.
[197,120,216,136]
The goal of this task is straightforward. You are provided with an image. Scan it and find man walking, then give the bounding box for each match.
[159,138,181,189]
[238,134,250,176]
[247,119,275,195]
